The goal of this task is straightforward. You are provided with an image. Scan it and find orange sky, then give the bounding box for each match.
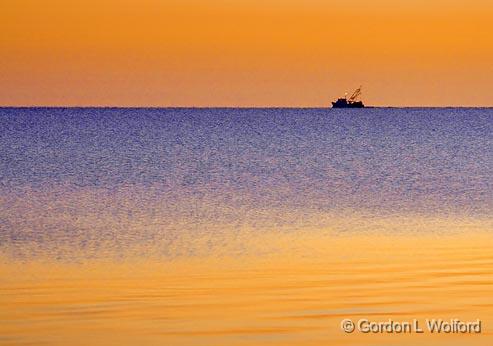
[1,0,493,106]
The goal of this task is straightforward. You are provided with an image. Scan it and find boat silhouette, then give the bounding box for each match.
[332,86,365,108]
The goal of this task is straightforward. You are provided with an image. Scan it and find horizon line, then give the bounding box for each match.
[2,105,493,109]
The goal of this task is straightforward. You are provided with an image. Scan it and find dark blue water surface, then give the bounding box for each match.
[0,108,492,258]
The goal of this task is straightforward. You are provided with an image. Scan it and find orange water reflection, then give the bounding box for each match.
[1,228,493,345]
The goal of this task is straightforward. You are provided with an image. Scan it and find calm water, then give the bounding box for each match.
[0,107,492,345]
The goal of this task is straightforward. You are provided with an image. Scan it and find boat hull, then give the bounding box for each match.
[332,101,365,108]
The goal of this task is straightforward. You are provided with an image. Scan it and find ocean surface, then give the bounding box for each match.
[0,107,492,345]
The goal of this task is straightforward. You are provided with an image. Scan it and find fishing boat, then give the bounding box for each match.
[332,86,365,108]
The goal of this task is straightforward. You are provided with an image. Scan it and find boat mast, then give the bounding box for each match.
[348,86,362,102]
